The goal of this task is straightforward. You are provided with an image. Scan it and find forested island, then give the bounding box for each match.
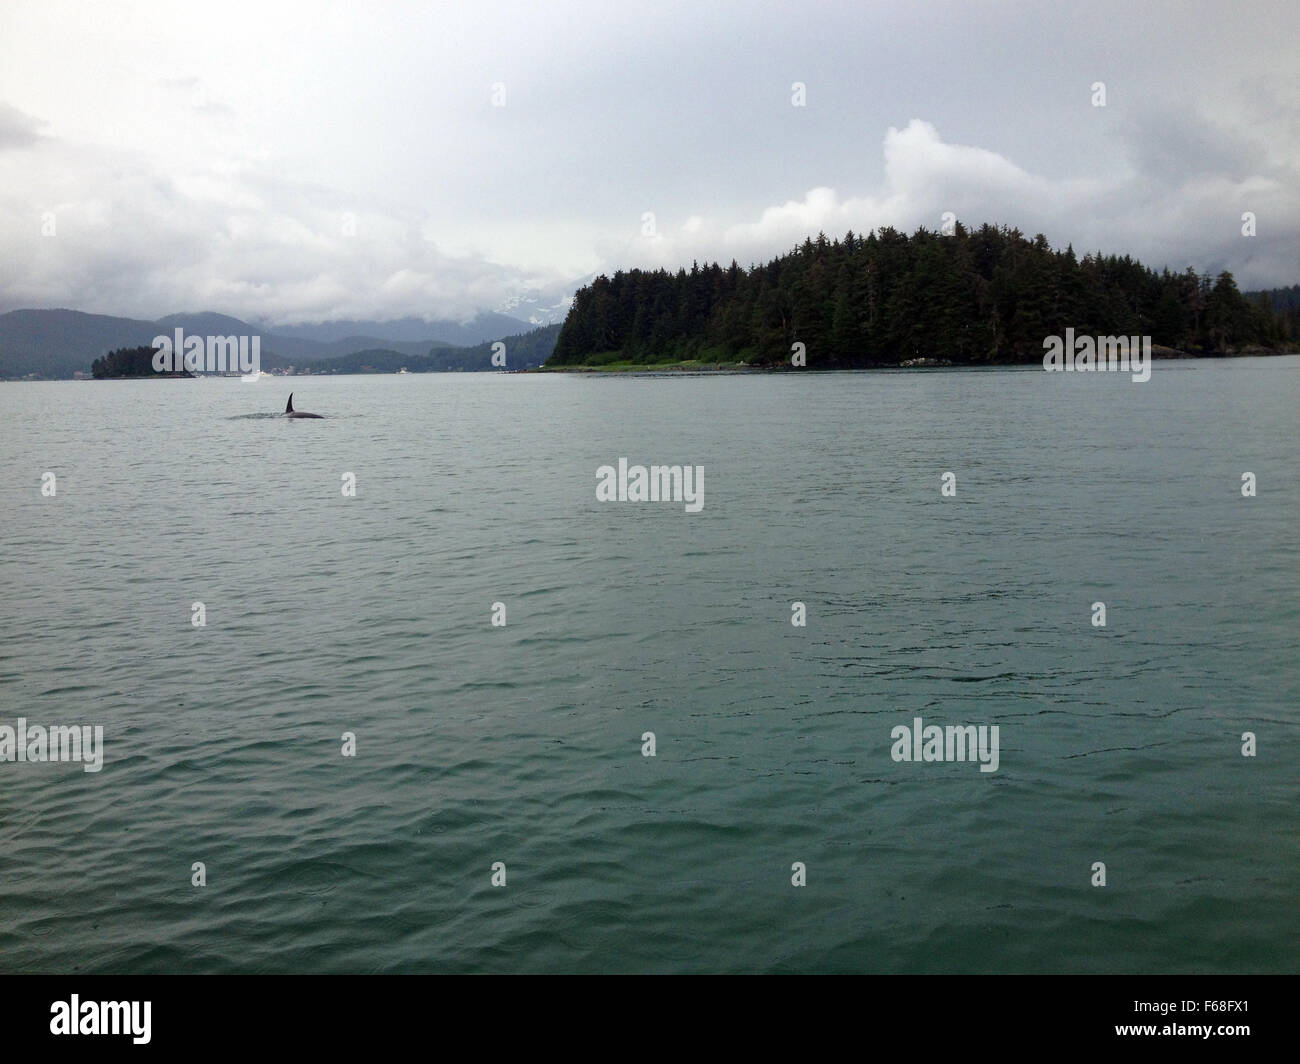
[546,223,1298,369]
[91,345,193,378]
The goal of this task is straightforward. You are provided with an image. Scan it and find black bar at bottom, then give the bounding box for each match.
[2,974,1287,1052]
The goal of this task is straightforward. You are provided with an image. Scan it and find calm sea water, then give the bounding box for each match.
[1,360,1296,973]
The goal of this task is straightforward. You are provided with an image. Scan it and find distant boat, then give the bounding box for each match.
[398,367,409,374]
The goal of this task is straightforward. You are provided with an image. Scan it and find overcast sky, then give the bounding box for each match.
[1,0,1296,324]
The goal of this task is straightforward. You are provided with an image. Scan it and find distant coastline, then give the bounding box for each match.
[3,228,1298,380]
[0,310,562,381]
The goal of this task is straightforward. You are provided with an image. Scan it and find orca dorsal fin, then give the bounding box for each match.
[286,393,294,413]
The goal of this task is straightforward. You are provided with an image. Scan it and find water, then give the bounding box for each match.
[0,360,1296,973]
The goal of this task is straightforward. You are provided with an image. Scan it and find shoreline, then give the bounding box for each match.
[7,346,1297,382]
[531,344,1296,373]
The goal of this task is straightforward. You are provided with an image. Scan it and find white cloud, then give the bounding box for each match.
[599,119,1300,289]
[0,113,571,322]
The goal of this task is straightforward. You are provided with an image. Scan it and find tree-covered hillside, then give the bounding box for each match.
[451,323,561,370]
[548,223,1292,368]
[1247,283,1300,340]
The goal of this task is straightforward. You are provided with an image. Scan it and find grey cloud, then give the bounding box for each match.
[1119,101,1270,182]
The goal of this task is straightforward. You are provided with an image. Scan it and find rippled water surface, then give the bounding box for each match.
[1,360,1296,972]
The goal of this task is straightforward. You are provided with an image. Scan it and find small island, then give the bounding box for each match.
[91,345,193,379]
[544,223,1298,370]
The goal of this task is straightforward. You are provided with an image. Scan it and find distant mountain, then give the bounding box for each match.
[287,324,561,374]
[268,312,530,347]
[0,309,163,379]
[288,348,436,374]
[499,274,594,325]
[155,311,457,363]
[0,308,477,378]
[442,323,561,370]
[154,311,267,336]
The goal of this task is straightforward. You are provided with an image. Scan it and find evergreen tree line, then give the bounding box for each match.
[1256,283,1300,338]
[91,345,192,378]
[548,223,1294,368]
